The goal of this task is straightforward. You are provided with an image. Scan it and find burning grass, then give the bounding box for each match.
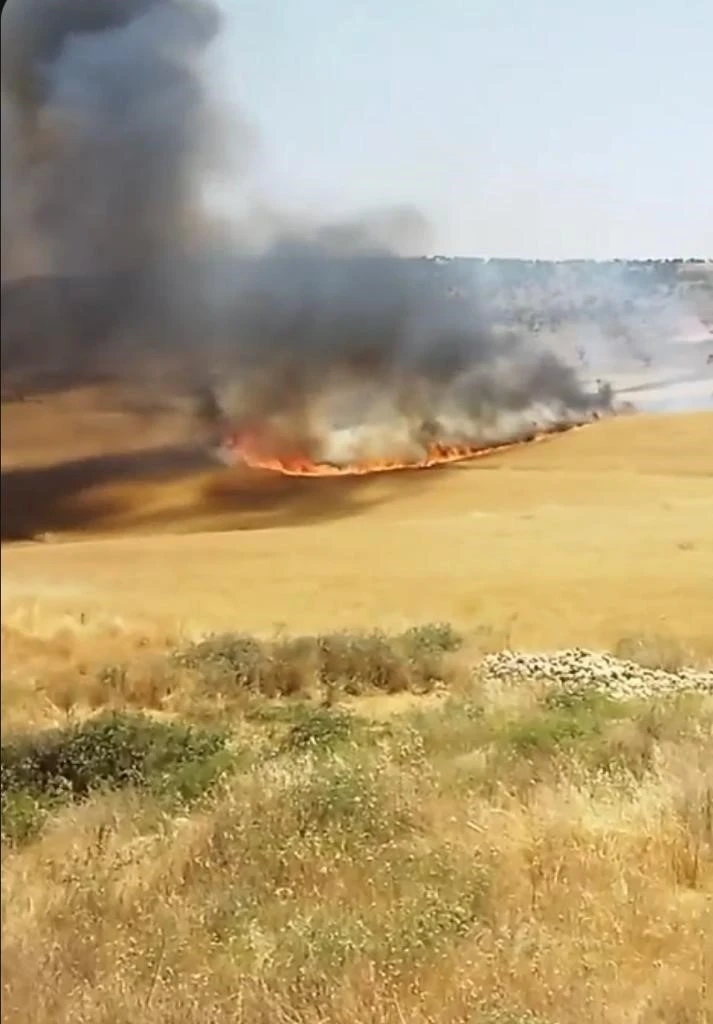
[1,624,712,1023]
[217,413,602,477]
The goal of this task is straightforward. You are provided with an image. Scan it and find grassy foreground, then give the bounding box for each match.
[2,627,712,1024]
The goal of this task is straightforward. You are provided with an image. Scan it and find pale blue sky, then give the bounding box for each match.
[214,0,712,259]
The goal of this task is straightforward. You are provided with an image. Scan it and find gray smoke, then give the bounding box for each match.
[205,245,607,463]
[0,0,610,466]
[1,0,226,279]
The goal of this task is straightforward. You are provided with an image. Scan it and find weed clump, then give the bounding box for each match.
[281,706,357,754]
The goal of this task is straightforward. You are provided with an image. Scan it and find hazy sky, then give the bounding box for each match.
[215,0,713,259]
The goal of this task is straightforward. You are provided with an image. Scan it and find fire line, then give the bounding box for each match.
[219,420,589,478]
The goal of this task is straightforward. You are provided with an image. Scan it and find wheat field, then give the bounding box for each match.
[2,402,712,651]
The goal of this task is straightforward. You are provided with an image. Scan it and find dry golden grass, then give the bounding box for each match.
[2,668,712,1024]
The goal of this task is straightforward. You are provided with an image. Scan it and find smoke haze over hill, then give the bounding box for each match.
[1,0,710,469]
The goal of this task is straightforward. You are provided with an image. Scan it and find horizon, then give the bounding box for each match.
[1,255,711,284]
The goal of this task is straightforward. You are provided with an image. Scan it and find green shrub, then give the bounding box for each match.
[281,706,357,753]
[0,791,49,844]
[400,622,464,655]
[484,691,675,782]
[500,709,595,756]
[291,756,415,842]
[401,698,486,759]
[1,712,231,828]
[173,632,264,685]
[493,688,628,756]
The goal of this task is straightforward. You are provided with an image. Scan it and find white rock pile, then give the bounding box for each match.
[480,648,713,701]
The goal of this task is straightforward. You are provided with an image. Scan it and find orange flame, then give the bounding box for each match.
[221,420,588,477]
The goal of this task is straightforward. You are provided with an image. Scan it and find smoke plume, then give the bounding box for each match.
[1,0,228,278]
[1,0,611,471]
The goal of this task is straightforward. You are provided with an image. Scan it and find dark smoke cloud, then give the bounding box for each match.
[1,0,609,465]
[1,0,229,280]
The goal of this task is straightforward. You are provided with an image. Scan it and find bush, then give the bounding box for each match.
[281,706,357,754]
[174,624,463,698]
[1,712,231,838]
[173,632,264,685]
[495,689,626,755]
[315,624,462,693]
[314,630,413,693]
[0,791,48,844]
[290,755,415,842]
[400,621,464,655]
[486,690,672,783]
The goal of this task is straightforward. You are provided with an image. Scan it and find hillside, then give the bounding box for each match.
[2,401,712,653]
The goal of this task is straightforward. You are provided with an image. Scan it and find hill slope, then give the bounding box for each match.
[2,409,712,651]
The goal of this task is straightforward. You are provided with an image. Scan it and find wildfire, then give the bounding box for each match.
[219,419,586,477]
